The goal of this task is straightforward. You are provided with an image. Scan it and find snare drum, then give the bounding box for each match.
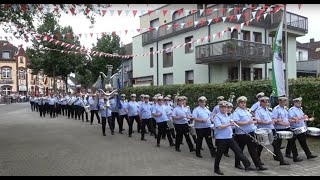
[307,127,320,136]
[276,131,293,139]
[166,119,174,129]
[254,128,274,145]
[189,124,196,136]
[293,126,308,135]
[84,105,90,113]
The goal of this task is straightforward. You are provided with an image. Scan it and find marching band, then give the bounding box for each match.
[28,91,319,175]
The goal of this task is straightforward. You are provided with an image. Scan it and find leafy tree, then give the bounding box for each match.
[26,13,85,92]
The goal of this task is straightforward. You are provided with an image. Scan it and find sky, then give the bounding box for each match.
[0,4,319,51]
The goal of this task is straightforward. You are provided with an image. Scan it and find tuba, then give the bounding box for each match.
[99,89,117,109]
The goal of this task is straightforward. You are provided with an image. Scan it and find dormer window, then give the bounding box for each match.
[2,51,10,59]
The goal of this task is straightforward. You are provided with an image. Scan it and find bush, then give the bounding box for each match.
[119,77,320,127]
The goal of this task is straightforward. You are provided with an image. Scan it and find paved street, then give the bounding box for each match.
[0,103,319,176]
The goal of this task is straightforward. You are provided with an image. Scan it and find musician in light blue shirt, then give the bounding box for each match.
[73,93,82,120]
[192,96,216,158]
[250,92,264,116]
[118,94,129,134]
[210,96,224,119]
[152,96,175,147]
[99,96,113,136]
[139,95,155,140]
[287,97,317,160]
[164,96,175,139]
[127,94,141,137]
[213,100,253,175]
[172,96,195,152]
[255,96,290,166]
[48,94,57,118]
[88,93,101,124]
[38,95,46,117]
[233,96,266,171]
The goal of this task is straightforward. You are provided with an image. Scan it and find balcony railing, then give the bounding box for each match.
[141,5,308,46]
[195,39,272,64]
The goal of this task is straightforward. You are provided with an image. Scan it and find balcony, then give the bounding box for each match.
[141,5,308,46]
[195,39,272,64]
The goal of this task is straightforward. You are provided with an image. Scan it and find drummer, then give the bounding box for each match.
[255,96,290,166]
[286,97,317,160]
[250,92,264,116]
[272,96,303,162]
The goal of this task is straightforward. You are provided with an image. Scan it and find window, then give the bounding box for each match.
[253,32,262,43]
[241,30,250,41]
[1,86,11,95]
[19,70,25,80]
[229,67,250,80]
[298,51,303,61]
[172,9,183,21]
[150,18,159,38]
[185,36,194,54]
[254,68,262,80]
[163,73,173,85]
[1,68,12,79]
[185,70,194,84]
[231,29,238,39]
[2,51,10,59]
[20,57,24,63]
[150,47,154,68]
[163,42,173,68]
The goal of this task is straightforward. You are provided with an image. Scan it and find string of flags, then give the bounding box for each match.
[1,5,281,43]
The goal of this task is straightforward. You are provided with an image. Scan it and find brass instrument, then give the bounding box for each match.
[98,89,117,109]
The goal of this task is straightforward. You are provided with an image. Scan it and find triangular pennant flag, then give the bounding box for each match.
[207,19,213,25]
[86,8,91,14]
[125,10,130,16]
[199,9,204,15]
[273,6,280,13]
[125,30,128,34]
[244,12,249,19]
[194,21,199,27]
[184,9,190,16]
[90,33,93,38]
[178,9,183,16]
[206,8,212,15]
[227,8,234,13]
[229,15,234,22]
[101,9,107,17]
[196,39,201,44]
[250,18,254,22]
[263,13,268,19]
[167,24,172,30]
[191,9,197,14]
[235,24,240,31]
[230,27,234,32]
[240,22,244,29]
[259,9,264,15]
[212,34,216,39]
[162,9,168,16]
[154,26,159,31]
[62,34,65,39]
[217,32,221,38]
[298,4,302,10]
[78,34,82,38]
[242,7,247,12]
[187,21,193,27]
[236,14,242,21]
[213,8,218,12]
[66,33,71,39]
[61,42,65,46]
[251,11,256,17]
[201,37,205,43]
[207,34,212,41]
[245,21,250,26]
[20,4,27,12]
[256,15,261,21]
[132,10,138,17]
[173,23,179,29]
[220,8,226,14]
[222,17,227,23]
[180,23,185,28]
[117,10,122,16]
[148,10,153,16]
[235,7,241,13]
[96,33,100,38]
[215,17,219,23]
[136,29,140,33]
[70,7,76,15]
[109,10,115,16]
[84,34,88,38]
[200,19,206,26]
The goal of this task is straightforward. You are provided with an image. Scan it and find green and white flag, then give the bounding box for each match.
[272,14,285,97]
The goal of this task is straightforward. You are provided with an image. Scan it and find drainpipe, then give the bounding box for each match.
[208,13,211,84]
[156,41,159,86]
[264,28,268,80]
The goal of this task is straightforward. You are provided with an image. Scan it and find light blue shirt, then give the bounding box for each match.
[214,112,233,139]
[119,100,128,115]
[88,97,98,110]
[83,99,88,107]
[172,105,189,124]
[34,98,39,103]
[99,98,111,117]
[233,107,257,134]
[48,97,56,105]
[37,98,44,105]
[251,101,260,112]
[74,97,81,106]
[255,107,274,129]
[139,102,153,119]
[152,104,168,123]
[210,105,220,117]
[288,106,306,128]
[272,105,290,129]
[192,106,212,129]
[109,98,117,112]
[61,97,67,105]
[127,101,139,116]
[164,104,173,120]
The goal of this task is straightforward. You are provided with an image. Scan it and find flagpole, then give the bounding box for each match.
[284,4,289,106]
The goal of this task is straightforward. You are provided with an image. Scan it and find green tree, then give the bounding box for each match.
[26,13,85,92]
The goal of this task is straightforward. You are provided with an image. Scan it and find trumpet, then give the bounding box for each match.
[99,89,117,110]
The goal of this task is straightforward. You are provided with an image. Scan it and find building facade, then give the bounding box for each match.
[132,4,308,86]
[296,38,320,77]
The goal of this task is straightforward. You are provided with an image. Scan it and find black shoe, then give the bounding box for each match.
[128,135,132,137]
[111,132,114,135]
[201,148,204,150]
[293,157,303,162]
[307,155,318,159]
[196,154,203,158]
[190,148,195,152]
[176,149,181,152]
[90,123,93,125]
[214,169,224,175]
[273,157,280,162]
[245,167,255,171]
[224,153,230,157]
[280,161,290,165]
[285,154,293,158]
[180,142,184,145]
[141,138,147,141]
[280,146,285,149]
[235,165,244,170]
[162,137,166,140]
[257,166,268,171]
[156,144,160,147]
[103,134,106,136]
[119,131,123,134]
[86,120,89,122]
[170,143,175,146]
[260,162,264,165]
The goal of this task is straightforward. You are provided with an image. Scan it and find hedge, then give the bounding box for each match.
[119,77,320,127]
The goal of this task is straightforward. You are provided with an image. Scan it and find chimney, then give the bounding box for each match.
[310,38,315,43]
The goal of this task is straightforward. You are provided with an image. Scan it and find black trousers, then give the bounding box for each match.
[119,114,130,132]
[102,116,113,135]
[39,105,46,117]
[61,105,66,116]
[156,121,174,145]
[35,103,39,112]
[56,103,61,115]
[175,124,194,151]
[30,102,35,111]
[256,129,286,163]
[90,110,100,124]
[286,131,312,158]
[45,103,50,114]
[74,105,82,120]
[67,105,74,118]
[112,112,121,132]
[141,118,156,139]
[128,115,141,135]
[215,139,251,171]
[195,128,216,156]
[49,105,55,118]
[235,132,262,168]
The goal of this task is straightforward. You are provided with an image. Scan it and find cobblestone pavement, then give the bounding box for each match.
[0,103,319,176]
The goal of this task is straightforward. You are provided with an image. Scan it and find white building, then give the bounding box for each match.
[132,4,308,86]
